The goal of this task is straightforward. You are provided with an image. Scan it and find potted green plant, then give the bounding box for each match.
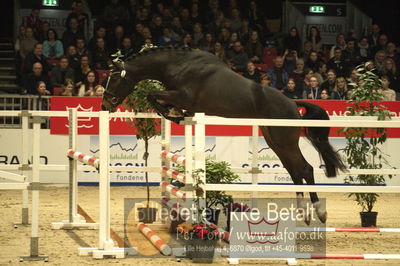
[175,159,240,225]
[124,78,164,223]
[338,63,392,227]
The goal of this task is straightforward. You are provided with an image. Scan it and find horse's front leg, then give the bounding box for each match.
[147,90,187,124]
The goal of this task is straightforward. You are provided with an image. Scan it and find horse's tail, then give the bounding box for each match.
[295,101,347,177]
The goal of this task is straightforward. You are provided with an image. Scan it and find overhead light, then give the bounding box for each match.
[309,6,325,13]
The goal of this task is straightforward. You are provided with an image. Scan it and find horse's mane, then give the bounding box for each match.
[124,46,193,62]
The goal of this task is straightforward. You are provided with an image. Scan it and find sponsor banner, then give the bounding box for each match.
[1,129,399,185]
[50,97,400,138]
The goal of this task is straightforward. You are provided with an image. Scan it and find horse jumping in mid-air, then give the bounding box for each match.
[101,47,346,224]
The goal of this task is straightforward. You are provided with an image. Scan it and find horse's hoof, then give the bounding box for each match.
[317,211,328,224]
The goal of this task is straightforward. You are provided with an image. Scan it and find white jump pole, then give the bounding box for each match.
[20,116,48,262]
[194,113,206,219]
[79,111,125,259]
[251,125,259,208]
[51,108,98,230]
[184,122,194,198]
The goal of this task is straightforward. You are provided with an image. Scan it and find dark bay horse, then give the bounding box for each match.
[101,47,346,224]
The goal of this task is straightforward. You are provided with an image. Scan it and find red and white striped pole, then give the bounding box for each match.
[161,182,186,199]
[161,167,186,183]
[137,222,172,256]
[67,149,99,168]
[161,151,186,166]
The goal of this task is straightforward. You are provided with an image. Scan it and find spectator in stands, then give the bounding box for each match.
[103,0,130,30]
[76,38,91,61]
[170,16,185,42]
[23,43,51,76]
[245,30,263,64]
[365,60,379,76]
[343,38,361,75]
[300,41,312,62]
[191,23,203,46]
[37,21,50,43]
[283,27,301,54]
[190,2,203,25]
[266,56,289,92]
[320,69,337,93]
[327,47,346,78]
[66,0,89,33]
[346,68,359,91]
[371,34,389,57]
[305,50,322,72]
[93,85,105,97]
[246,1,263,30]
[386,42,399,67]
[303,68,314,89]
[137,7,152,26]
[260,73,272,87]
[179,8,193,33]
[218,27,231,49]
[35,81,51,96]
[92,37,111,69]
[43,29,64,60]
[179,33,194,48]
[109,25,125,53]
[62,17,84,50]
[314,62,328,85]
[77,70,98,96]
[66,45,80,71]
[23,6,43,39]
[307,26,323,53]
[140,27,154,46]
[283,50,298,75]
[303,75,321,99]
[14,25,26,55]
[74,55,94,87]
[283,78,302,99]
[289,59,305,87]
[358,36,372,62]
[150,16,164,42]
[120,37,134,57]
[22,62,51,95]
[228,32,240,50]
[226,40,249,72]
[380,76,396,101]
[330,77,349,100]
[374,50,387,75]
[382,58,399,93]
[88,26,107,53]
[198,32,214,52]
[207,10,226,38]
[19,27,37,60]
[60,79,75,96]
[238,18,250,46]
[367,24,381,48]
[329,33,346,59]
[229,8,242,33]
[243,61,261,83]
[157,27,177,47]
[50,56,75,89]
[211,41,227,62]
[320,89,330,100]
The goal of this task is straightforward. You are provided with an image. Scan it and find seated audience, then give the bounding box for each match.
[266,56,289,91]
[245,30,263,64]
[320,69,337,93]
[330,77,350,100]
[226,40,249,72]
[243,61,261,83]
[23,43,51,76]
[303,75,321,99]
[50,56,75,89]
[77,70,98,96]
[74,55,94,87]
[19,27,38,60]
[22,62,51,95]
[43,28,64,59]
[283,78,302,99]
[380,76,396,101]
[60,79,75,96]
[320,89,330,100]
[307,26,323,53]
[327,47,346,78]
[92,37,111,69]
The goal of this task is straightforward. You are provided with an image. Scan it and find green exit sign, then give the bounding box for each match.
[309,6,325,13]
[42,0,59,6]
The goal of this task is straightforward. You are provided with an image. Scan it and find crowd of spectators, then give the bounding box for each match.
[13,0,400,101]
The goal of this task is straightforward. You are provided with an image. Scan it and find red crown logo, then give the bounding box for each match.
[246,217,280,244]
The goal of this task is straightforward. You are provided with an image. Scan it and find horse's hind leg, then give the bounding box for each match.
[260,126,327,224]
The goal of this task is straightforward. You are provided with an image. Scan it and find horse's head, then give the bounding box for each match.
[101,60,131,112]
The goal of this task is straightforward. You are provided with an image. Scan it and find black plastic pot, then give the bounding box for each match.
[205,208,220,225]
[360,211,377,227]
[186,239,217,263]
[138,207,157,224]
